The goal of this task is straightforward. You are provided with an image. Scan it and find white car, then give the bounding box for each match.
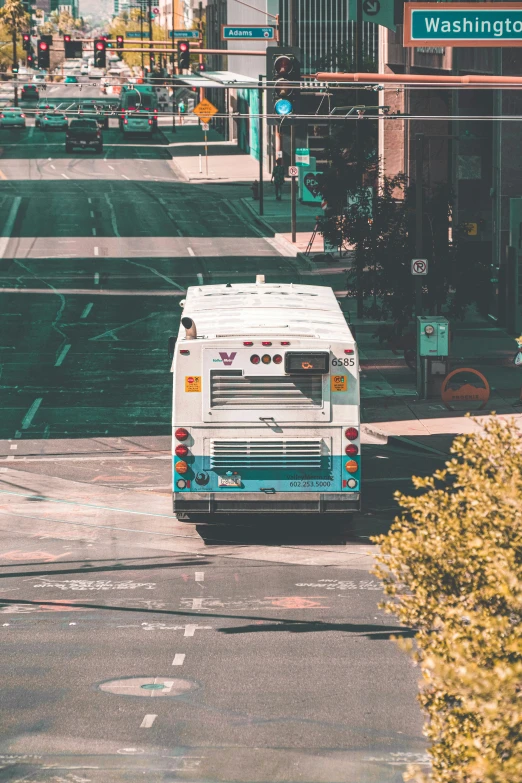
[80,63,89,75]
[39,111,68,130]
[32,73,46,84]
[0,107,26,128]
[88,68,105,80]
[122,110,153,135]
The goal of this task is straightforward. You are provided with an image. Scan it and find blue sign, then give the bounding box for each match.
[127,31,149,38]
[406,3,522,46]
[169,30,200,39]
[221,25,275,40]
[275,99,292,116]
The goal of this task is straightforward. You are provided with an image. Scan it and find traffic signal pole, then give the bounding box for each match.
[12,23,18,108]
[148,0,153,72]
[289,0,297,244]
[258,74,264,217]
[415,133,424,317]
[355,0,363,317]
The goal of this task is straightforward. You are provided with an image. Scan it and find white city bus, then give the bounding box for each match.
[169,279,361,520]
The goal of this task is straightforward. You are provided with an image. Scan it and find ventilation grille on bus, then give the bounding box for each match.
[210,439,326,469]
[210,370,322,408]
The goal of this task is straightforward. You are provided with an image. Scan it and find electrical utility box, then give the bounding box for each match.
[417,316,450,357]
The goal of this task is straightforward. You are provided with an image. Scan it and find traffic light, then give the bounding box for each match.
[94,38,106,68]
[266,46,302,125]
[64,34,73,59]
[37,39,50,69]
[27,51,34,67]
[177,41,189,71]
[22,34,30,52]
[197,61,206,72]
[116,34,124,58]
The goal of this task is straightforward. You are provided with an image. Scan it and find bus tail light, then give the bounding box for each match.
[175,444,189,457]
[262,354,271,364]
[345,427,358,440]
[262,341,272,346]
[273,354,282,364]
[175,461,188,474]
[175,427,189,441]
[250,354,260,364]
[344,349,354,355]
[281,341,290,345]
[345,444,359,456]
[345,460,358,473]
[243,341,253,346]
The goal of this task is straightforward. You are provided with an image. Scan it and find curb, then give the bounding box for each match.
[240,198,315,270]
[386,435,450,457]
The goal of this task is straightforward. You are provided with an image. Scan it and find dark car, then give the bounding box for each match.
[65,118,103,153]
[79,102,108,128]
[21,84,39,101]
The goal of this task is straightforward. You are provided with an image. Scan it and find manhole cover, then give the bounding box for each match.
[98,676,196,697]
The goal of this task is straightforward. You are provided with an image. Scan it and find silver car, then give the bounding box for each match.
[0,107,26,128]
[40,111,68,130]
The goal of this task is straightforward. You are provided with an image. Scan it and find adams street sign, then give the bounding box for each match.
[404,2,522,47]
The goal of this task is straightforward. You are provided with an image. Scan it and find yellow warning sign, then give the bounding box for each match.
[331,374,347,392]
[185,375,202,392]
[465,222,478,236]
[192,98,218,121]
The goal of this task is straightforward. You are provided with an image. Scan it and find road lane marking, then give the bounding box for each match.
[87,198,92,204]
[80,303,93,319]
[121,174,129,180]
[195,572,204,582]
[9,445,17,450]
[94,273,100,285]
[192,598,203,610]
[94,246,99,256]
[187,247,195,257]
[108,165,115,170]
[61,173,69,179]
[0,170,7,180]
[92,227,97,236]
[197,273,203,285]
[104,193,120,238]
[0,196,22,260]
[140,715,157,728]
[172,654,185,666]
[54,344,71,367]
[21,398,43,430]
[90,211,95,218]
[50,164,55,170]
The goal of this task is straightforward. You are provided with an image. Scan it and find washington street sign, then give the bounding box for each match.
[404,2,522,47]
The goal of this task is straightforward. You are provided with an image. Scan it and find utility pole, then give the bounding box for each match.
[355,0,363,317]
[148,0,153,73]
[415,133,424,317]
[289,0,297,243]
[171,0,176,132]
[12,17,18,108]
[258,74,264,216]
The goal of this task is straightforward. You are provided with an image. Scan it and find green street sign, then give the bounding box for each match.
[348,0,396,32]
[404,2,522,47]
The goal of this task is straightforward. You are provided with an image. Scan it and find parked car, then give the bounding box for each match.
[21,84,39,101]
[0,107,25,128]
[40,111,68,131]
[65,118,103,153]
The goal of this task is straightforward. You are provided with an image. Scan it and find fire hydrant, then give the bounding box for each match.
[251,180,259,200]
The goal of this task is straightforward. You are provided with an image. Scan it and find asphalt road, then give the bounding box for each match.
[0,112,434,782]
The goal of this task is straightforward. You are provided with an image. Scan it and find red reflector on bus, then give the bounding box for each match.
[180,350,190,355]
[344,349,354,355]
[262,341,272,346]
[345,428,358,440]
[175,428,189,441]
[243,341,253,346]
[281,342,290,345]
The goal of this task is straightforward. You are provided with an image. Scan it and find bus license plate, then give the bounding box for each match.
[218,475,241,487]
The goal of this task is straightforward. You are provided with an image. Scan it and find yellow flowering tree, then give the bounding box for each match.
[373,417,522,782]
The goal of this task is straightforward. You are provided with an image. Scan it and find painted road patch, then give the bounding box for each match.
[98,676,198,697]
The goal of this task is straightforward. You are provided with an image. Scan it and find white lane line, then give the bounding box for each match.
[195,572,204,582]
[187,247,195,257]
[92,227,97,236]
[172,654,185,666]
[9,445,17,450]
[80,302,93,319]
[54,344,71,367]
[184,625,197,637]
[0,196,22,260]
[90,211,95,218]
[61,173,69,179]
[94,246,99,256]
[21,398,43,430]
[50,164,56,170]
[108,165,115,170]
[197,273,203,285]
[87,198,92,204]
[140,714,157,728]
[14,431,21,439]
[192,598,203,610]
[121,174,129,180]
[94,272,100,285]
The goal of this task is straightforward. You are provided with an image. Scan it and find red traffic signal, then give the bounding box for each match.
[179,42,188,52]
[39,41,48,51]
[95,41,105,51]
[63,34,71,43]
[22,34,30,43]
[116,35,123,45]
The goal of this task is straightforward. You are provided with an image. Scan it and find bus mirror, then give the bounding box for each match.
[168,336,175,360]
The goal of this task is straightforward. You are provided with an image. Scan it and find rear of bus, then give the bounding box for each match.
[171,287,361,519]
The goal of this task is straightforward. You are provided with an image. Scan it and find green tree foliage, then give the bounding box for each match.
[108,13,169,69]
[373,417,522,782]
[0,0,29,69]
